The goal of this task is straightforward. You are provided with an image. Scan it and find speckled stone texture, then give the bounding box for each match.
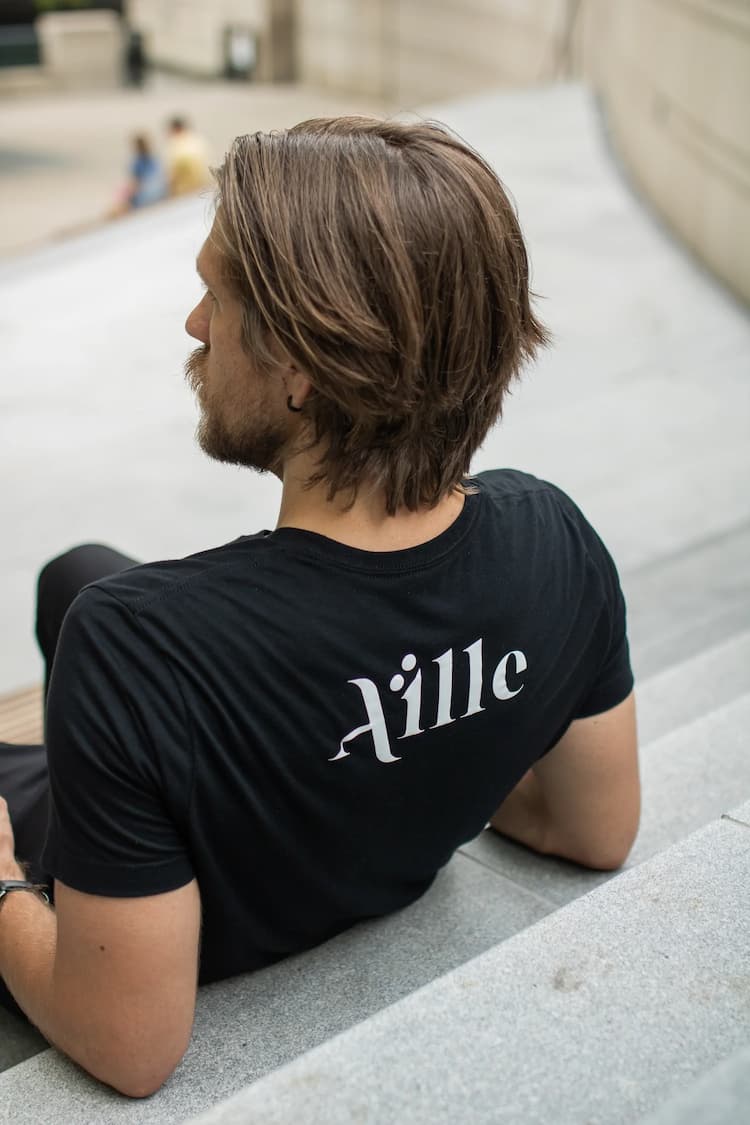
[183,817,750,1125]
[637,1045,750,1125]
[461,685,750,905]
[634,631,750,747]
[726,799,750,826]
[0,853,552,1123]
[623,526,750,684]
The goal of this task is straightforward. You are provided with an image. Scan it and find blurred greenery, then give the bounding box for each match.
[34,1,96,11]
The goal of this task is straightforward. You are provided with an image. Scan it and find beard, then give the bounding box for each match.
[184,346,288,475]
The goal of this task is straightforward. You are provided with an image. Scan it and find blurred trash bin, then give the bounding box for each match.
[224,25,256,81]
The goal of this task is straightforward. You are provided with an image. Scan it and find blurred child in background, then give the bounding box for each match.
[109,133,166,217]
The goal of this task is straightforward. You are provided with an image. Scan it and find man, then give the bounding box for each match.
[165,115,210,197]
[0,117,639,1097]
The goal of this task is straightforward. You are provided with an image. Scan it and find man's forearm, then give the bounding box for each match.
[0,882,128,1089]
[489,769,552,854]
[0,803,66,1054]
[0,878,58,1038]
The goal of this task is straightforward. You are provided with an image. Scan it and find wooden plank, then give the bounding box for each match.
[0,685,43,746]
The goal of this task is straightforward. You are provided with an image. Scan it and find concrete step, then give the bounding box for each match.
[181,807,750,1125]
[0,852,556,1121]
[636,1043,750,1125]
[634,628,750,746]
[3,711,747,1121]
[460,637,750,905]
[624,521,750,683]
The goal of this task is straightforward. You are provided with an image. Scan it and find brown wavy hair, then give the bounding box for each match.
[213,116,549,514]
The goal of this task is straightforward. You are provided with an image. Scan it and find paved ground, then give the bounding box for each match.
[0,74,391,256]
[1,81,749,698]
[0,75,389,694]
[1,79,748,1123]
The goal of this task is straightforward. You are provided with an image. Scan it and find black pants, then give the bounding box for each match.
[0,544,137,1017]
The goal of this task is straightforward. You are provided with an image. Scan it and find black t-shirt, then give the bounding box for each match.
[42,470,633,984]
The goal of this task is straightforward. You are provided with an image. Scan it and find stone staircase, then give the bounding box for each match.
[0,82,748,1122]
[1,625,748,1122]
[184,807,750,1125]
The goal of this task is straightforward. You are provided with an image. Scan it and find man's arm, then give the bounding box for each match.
[0,798,201,1098]
[490,691,639,870]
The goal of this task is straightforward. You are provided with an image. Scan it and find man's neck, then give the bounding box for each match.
[275,468,466,553]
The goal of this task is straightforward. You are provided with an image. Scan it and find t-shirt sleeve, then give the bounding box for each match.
[42,585,195,897]
[551,486,634,719]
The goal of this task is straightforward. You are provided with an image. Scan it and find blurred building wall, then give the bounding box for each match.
[580,0,750,308]
[296,1,574,103]
[36,9,123,90]
[296,0,750,306]
[127,0,296,82]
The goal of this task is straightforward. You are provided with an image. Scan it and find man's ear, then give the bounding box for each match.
[285,365,314,408]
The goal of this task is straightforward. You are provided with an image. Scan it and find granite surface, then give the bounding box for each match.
[461,687,750,905]
[183,817,750,1125]
[726,799,750,826]
[633,630,750,747]
[0,852,552,1123]
[624,524,750,682]
[637,1045,750,1125]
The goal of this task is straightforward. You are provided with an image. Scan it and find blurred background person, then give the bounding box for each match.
[128,133,166,208]
[109,132,166,217]
[124,28,147,89]
[165,115,210,197]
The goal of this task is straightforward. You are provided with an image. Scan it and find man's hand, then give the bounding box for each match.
[0,796,25,881]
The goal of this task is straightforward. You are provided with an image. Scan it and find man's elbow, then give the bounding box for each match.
[75,1029,190,1099]
[102,1053,184,1100]
[576,844,632,872]
[546,817,639,872]
[115,1074,170,1100]
[575,823,639,871]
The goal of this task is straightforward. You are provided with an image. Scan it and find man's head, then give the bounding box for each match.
[188,116,548,512]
